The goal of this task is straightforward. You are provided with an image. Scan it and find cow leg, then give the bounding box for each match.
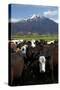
[49,62,54,83]
[10,68,14,86]
[53,65,58,83]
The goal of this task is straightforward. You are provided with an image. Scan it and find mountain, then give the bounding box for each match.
[9,15,58,34]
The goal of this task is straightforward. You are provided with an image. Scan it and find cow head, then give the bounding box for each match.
[39,56,46,73]
[21,45,28,56]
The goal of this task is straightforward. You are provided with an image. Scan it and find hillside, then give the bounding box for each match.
[9,16,58,34]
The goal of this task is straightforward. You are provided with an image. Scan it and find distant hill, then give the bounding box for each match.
[9,15,58,34]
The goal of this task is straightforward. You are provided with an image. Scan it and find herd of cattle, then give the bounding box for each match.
[9,39,58,86]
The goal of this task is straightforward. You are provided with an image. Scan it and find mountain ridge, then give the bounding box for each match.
[9,16,58,34]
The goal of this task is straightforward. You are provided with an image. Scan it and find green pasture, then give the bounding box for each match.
[11,33,58,41]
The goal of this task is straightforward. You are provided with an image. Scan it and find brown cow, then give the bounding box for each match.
[10,52,24,85]
[43,44,58,82]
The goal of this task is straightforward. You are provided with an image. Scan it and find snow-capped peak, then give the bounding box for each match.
[30,14,40,19]
[31,14,37,19]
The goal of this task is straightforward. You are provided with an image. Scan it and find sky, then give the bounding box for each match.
[9,4,58,23]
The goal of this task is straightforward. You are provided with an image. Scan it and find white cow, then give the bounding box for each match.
[39,56,46,72]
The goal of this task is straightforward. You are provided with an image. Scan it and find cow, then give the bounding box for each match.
[9,39,58,85]
[10,52,24,86]
[9,42,25,85]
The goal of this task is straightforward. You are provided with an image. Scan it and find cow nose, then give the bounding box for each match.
[40,63,46,73]
[40,70,45,73]
[22,48,24,51]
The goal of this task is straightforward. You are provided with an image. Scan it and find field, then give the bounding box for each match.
[11,33,58,41]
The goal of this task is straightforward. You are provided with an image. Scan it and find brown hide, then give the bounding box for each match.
[11,52,24,83]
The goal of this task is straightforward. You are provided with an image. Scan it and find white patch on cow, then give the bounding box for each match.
[11,39,24,45]
[17,41,21,44]
[11,40,19,44]
[20,39,23,42]
[39,56,46,72]
[31,40,36,47]
[21,45,28,54]
[47,40,54,44]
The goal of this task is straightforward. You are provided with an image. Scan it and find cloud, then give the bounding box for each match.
[9,18,28,22]
[43,10,58,23]
[43,10,58,17]
[9,18,20,22]
[9,10,58,23]
[50,18,58,23]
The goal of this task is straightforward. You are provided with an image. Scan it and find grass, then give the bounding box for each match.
[11,33,58,41]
